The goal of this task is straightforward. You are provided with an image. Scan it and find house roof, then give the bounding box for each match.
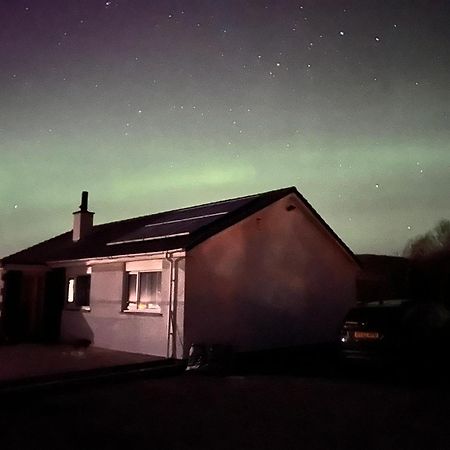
[1,186,359,266]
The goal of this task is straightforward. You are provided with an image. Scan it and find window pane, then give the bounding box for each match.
[126,274,138,310]
[67,278,75,303]
[153,272,162,307]
[139,272,152,306]
[76,275,91,307]
[138,272,161,311]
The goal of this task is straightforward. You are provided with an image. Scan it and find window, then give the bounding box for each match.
[66,275,91,310]
[124,271,162,313]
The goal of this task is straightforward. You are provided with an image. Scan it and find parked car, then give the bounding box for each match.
[339,299,450,365]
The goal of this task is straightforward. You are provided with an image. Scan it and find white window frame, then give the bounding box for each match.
[66,275,91,311]
[123,270,162,314]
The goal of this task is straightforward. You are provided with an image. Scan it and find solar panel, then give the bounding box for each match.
[107,194,256,245]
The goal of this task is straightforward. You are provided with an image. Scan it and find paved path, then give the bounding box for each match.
[0,343,163,382]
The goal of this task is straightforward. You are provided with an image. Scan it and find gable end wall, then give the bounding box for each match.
[184,194,358,354]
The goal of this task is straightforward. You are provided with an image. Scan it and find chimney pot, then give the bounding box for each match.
[80,191,89,212]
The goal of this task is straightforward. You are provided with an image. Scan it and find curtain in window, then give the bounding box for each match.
[139,272,161,308]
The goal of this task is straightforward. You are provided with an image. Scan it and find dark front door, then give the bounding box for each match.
[1,270,25,342]
[40,268,66,342]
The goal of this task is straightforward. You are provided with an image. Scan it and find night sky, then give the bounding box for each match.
[1,0,449,258]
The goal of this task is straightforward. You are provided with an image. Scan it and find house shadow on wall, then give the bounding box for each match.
[59,310,94,347]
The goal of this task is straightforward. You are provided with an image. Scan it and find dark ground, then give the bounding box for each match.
[2,360,450,450]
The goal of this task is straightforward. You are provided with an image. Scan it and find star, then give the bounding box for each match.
[1,0,446,261]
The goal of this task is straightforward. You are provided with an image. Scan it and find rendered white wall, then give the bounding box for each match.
[184,193,358,354]
[61,258,185,357]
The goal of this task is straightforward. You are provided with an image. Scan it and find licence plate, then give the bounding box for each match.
[354,331,380,340]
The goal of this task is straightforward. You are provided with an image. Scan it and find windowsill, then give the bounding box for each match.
[121,310,163,317]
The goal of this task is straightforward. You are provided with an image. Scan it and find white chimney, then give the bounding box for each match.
[73,191,94,242]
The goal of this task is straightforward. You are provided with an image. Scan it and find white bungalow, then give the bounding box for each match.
[0,187,359,358]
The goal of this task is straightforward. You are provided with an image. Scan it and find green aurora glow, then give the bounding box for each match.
[1,0,449,257]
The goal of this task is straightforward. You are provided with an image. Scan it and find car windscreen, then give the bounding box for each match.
[345,305,405,328]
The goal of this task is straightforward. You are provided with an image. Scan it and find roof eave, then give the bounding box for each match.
[47,248,186,267]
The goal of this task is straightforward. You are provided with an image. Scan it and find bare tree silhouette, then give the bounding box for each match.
[403,219,450,259]
[402,220,450,307]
